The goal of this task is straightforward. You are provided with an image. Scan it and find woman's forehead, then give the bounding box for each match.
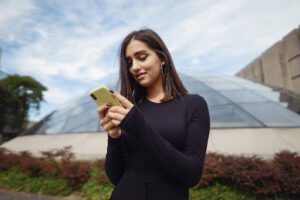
[125,40,151,58]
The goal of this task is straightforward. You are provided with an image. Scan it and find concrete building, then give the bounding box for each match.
[236,26,300,96]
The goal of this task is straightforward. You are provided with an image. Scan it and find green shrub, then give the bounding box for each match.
[78,166,112,200]
[0,166,72,196]
[0,146,299,199]
[189,182,256,200]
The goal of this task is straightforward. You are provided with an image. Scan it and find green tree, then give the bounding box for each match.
[0,74,47,135]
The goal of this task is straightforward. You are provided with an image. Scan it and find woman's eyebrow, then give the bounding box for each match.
[126,50,147,59]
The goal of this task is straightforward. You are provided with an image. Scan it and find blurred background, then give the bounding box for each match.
[1,0,300,199]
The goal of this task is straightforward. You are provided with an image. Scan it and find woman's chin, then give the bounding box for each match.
[137,80,151,87]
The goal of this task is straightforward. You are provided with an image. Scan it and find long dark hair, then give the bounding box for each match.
[117,28,188,105]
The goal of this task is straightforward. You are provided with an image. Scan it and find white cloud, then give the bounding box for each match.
[0,0,37,43]
[1,0,300,121]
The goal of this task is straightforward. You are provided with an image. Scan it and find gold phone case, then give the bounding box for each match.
[89,85,121,107]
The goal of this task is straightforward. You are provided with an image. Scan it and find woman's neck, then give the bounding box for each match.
[146,83,165,102]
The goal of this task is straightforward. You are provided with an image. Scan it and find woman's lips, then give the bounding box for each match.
[136,73,146,80]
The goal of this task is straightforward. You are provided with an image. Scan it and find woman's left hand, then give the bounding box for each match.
[106,91,134,127]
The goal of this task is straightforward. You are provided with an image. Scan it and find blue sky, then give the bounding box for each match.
[0,0,300,122]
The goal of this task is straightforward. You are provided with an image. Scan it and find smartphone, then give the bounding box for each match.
[89,85,121,107]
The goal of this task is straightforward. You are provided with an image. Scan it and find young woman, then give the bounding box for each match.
[98,28,210,200]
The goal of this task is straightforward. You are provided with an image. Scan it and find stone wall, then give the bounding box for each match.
[236,26,300,94]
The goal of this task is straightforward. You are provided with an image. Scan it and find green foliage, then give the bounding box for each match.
[0,74,47,133]
[80,167,114,200]
[0,166,72,196]
[189,182,256,200]
[0,147,299,199]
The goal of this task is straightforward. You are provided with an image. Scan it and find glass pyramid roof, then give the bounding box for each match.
[32,73,300,134]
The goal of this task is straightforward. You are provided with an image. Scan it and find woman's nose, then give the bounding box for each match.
[131,60,141,71]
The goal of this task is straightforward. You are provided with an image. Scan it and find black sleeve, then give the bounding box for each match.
[104,131,127,186]
[119,96,210,187]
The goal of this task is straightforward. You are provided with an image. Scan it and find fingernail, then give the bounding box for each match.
[109,90,114,93]
[107,103,112,106]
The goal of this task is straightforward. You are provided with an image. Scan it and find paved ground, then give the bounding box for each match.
[0,189,82,200]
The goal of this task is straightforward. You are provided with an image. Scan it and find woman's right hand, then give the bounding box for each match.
[98,104,121,139]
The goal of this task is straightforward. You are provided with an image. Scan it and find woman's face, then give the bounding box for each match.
[125,39,165,88]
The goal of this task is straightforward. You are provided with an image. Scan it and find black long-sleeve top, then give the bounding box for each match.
[105,94,210,200]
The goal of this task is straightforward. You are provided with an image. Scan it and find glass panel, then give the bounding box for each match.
[204,81,244,90]
[219,90,270,103]
[47,111,70,126]
[45,122,65,134]
[210,104,263,128]
[254,90,280,102]
[66,118,99,133]
[230,76,272,91]
[195,90,231,106]
[69,101,95,116]
[182,75,212,91]
[61,108,98,132]
[239,102,300,127]
[194,74,228,82]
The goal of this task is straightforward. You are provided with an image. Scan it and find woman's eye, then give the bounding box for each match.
[140,56,147,61]
[126,55,147,67]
